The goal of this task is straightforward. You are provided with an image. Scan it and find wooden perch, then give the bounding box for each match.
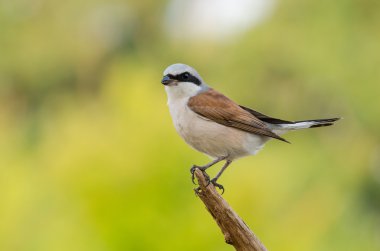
[194,168,268,251]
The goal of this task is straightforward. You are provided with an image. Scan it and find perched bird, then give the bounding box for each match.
[161,63,339,192]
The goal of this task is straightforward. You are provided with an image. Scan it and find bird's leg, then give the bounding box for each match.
[190,156,227,185]
[210,160,232,194]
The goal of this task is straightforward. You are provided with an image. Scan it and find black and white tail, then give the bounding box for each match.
[278,118,340,130]
[239,105,340,132]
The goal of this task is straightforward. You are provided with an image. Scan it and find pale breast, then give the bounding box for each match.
[167,97,266,159]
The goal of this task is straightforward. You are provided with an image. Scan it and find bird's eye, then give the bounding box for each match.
[182,72,190,80]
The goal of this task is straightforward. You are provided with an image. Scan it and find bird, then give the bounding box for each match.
[161,63,340,193]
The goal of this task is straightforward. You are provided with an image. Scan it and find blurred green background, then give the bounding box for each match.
[1,0,379,250]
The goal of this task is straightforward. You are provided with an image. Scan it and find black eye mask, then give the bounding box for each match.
[169,72,202,86]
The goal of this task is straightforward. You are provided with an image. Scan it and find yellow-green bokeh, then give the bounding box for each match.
[1,0,379,250]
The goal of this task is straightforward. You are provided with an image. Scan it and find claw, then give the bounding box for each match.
[190,165,199,184]
[211,178,225,194]
[190,165,210,185]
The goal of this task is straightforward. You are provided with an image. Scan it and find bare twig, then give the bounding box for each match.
[194,168,268,251]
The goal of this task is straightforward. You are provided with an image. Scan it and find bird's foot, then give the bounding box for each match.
[190,165,210,185]
[209,178,225,194]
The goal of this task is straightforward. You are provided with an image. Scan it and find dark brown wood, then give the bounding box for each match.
[194,168,268,251]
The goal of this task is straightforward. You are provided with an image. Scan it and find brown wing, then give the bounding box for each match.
[188,89,289,143]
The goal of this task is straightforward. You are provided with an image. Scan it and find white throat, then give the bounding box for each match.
[165,82,207,102]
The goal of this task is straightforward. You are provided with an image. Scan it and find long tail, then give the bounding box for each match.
[277,118,341,130]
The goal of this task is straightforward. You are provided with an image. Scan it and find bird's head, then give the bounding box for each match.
[161,63,208,99]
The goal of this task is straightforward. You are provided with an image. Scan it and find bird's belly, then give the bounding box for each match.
[170,102,266,159]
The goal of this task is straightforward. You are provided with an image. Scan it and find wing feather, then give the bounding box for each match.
[239,105,294,124]
[188,89,289,143]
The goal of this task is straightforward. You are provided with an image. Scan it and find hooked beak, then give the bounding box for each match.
[161,75,175,85]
